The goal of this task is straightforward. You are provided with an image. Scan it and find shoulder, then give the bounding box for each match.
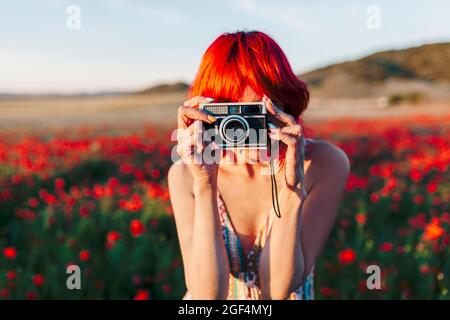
[307,139,351,182]
[168,160,194,195]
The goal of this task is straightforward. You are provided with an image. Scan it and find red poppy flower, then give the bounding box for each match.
[370,193,379,203]
[3,247,17,260]
[0,288,10,298]
[379,242,393,252]
[6,271,16,281]
[150,169,160,179]
[32,274,45,286]
[134,290,150,300]
[149,218,158,228]
[426,181,437,193]
[107,231,121,243]
[120,163,134,175]
[340,219,350,228]
[28,198,39,208]
[15,208,36,221]
[54,178,65,189]
[79,206,90,218]
[419,264,431,274]
[355,213,367,225]
[409,169,422,182]
[338,248,356,264]
[130,219,145,238]
[25,291,37,300]
[423,218,445,241]
[414,194,425,205]
[119,194,144,213]
[320,287,339,297]
[162,283,172,294]
[79,250,90,262]
[106,231,121,249]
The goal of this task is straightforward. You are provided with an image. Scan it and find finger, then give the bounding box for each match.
[177,121,209,157]
[176,125,196,155]
[176,132,195,156]
[176,124,196,142]
[177,105,217,129]
[264,95,296,126]
[281,124,303,137]
[183,96,214,108]
[268,128,297,146]
[194,120,205,154]
[177,133,196,159]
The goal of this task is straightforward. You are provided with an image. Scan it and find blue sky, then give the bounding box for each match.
[1,0,449,93]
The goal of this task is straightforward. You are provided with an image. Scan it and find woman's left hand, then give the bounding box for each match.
[264,95,307,200]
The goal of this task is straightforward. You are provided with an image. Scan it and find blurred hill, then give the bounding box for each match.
[133,42,450,101]
[136,82,189,95]
[300,42,450,99]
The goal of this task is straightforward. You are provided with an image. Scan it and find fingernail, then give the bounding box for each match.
[207,115,217,122]
[205,97,214,103]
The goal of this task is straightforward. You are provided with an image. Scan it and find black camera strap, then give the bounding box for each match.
[269,141,282,219]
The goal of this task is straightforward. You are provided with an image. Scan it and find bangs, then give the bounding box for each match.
[188,31,309,120]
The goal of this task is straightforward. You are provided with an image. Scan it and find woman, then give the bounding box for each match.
[168,31,350,300]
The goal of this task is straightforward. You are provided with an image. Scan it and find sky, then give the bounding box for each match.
[1,0,449,94]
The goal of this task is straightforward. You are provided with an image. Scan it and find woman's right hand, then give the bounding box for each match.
[176,96,219,188]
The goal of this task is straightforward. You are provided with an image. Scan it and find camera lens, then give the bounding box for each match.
[227,120,245,136]
[219,115,250,145]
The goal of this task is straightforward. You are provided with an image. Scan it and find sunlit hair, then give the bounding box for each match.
[189,31,310,123]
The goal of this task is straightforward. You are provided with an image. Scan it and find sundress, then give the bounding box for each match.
[183,138,315,300]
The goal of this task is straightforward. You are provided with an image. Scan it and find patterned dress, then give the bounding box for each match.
[183,138,315,300]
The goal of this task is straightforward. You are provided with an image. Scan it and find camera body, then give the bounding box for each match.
[200,102,268,149]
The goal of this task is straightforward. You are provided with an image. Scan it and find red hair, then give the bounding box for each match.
[189,31,310,125]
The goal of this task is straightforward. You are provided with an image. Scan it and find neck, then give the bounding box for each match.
[219,160,271,178]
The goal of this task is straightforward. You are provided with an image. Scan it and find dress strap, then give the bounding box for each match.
[216,190,227,227]
[216,190,246,272]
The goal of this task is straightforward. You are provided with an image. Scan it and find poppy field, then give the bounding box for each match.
[0,115,449,299]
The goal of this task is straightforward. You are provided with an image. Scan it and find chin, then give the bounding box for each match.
[234,148,269,164]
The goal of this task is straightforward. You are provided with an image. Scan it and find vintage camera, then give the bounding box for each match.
[199,102,268,149]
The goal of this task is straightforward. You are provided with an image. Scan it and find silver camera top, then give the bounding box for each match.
[199,101,266,115]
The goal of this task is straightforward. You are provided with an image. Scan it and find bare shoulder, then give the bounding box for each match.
[307,139,351,182]
[168,160,194,196]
